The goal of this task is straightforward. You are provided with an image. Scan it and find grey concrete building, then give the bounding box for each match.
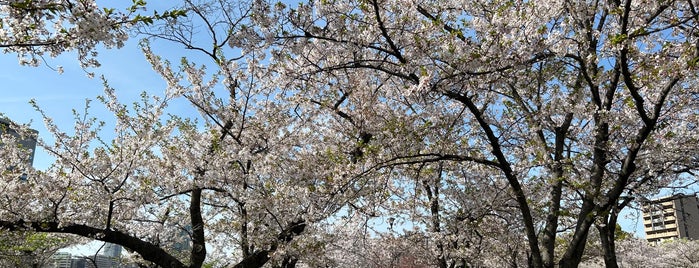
[642,194,699,243]
[102,243,122,258]
[0,117,38,166]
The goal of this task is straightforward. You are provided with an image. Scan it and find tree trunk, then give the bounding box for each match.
[445,91,543,268]
[558,212,594,268]
[277,256,298,268]
[597,223,618,268]
[0,220,187,268]
[233,220,306,268]
[599,198,631,268]
[540,180,562,268]
[541,121,572,268]
[422,164,448,268]
[190,188,207,268]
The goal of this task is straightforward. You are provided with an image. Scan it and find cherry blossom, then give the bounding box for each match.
[0,0,697,267]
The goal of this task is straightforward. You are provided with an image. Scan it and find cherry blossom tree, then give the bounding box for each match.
[615,238,699,267]
[1,0,698,267]
[0,0,184,68]
[272,0,699,267]
[0,1,367,267]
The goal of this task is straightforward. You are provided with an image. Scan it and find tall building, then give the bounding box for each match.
[45,252,130,268]
[70,258,86,268]
[0,117,38,166]
[103,243,122,258]
[47,252,73,268]
[86,255,119,268]
[642,194,699,243]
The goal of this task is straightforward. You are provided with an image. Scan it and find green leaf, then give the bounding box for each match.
[610,34,628,45]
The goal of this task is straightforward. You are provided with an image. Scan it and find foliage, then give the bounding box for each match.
[0,0,697,267]
[2,1,351,266]
[614,238,699,268]
[271,0,699,266]
[614,224,632,242]
[0,0,185,68]
[0,231,74,268]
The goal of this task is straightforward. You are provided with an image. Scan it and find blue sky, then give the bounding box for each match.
[0,39,169,169]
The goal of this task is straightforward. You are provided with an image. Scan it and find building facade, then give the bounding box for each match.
[103,243,122,258]
[45,252,133,268]
[0,117,38,166]
[49,252,73,268]
[642,194,699,243]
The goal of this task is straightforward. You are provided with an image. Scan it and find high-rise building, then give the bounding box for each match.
[642,194,699,243]
[70,258,86,268]
[48,252,73,268]
[103,243,122,258]
[85,255,118,268]
[0,117,38,166]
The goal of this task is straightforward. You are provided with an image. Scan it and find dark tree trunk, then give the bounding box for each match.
[597,223,618,268]
[541,114,574,268]
[421,163,448,268]
[190,188,207,268]
[599,197,632,268]
[558,213,594,268]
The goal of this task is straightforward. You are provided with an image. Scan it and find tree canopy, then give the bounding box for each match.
[0,0,183,68]
[0,0,697,267]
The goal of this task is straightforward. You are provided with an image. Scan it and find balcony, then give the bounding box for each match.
[646,230,679,240]
[651,225,666,231]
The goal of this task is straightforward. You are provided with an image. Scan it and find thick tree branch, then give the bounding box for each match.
[442,89,543,267]
[371,0,406,63]
[0,220,186,268]
[415,5,466,42]
[232,220,306,268]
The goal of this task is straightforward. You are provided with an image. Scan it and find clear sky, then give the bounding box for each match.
[0,36,198,170]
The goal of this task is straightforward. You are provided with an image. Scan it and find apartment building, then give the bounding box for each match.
[642,194,699,243]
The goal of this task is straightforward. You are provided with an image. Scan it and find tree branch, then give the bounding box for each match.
[0,220,186,268]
